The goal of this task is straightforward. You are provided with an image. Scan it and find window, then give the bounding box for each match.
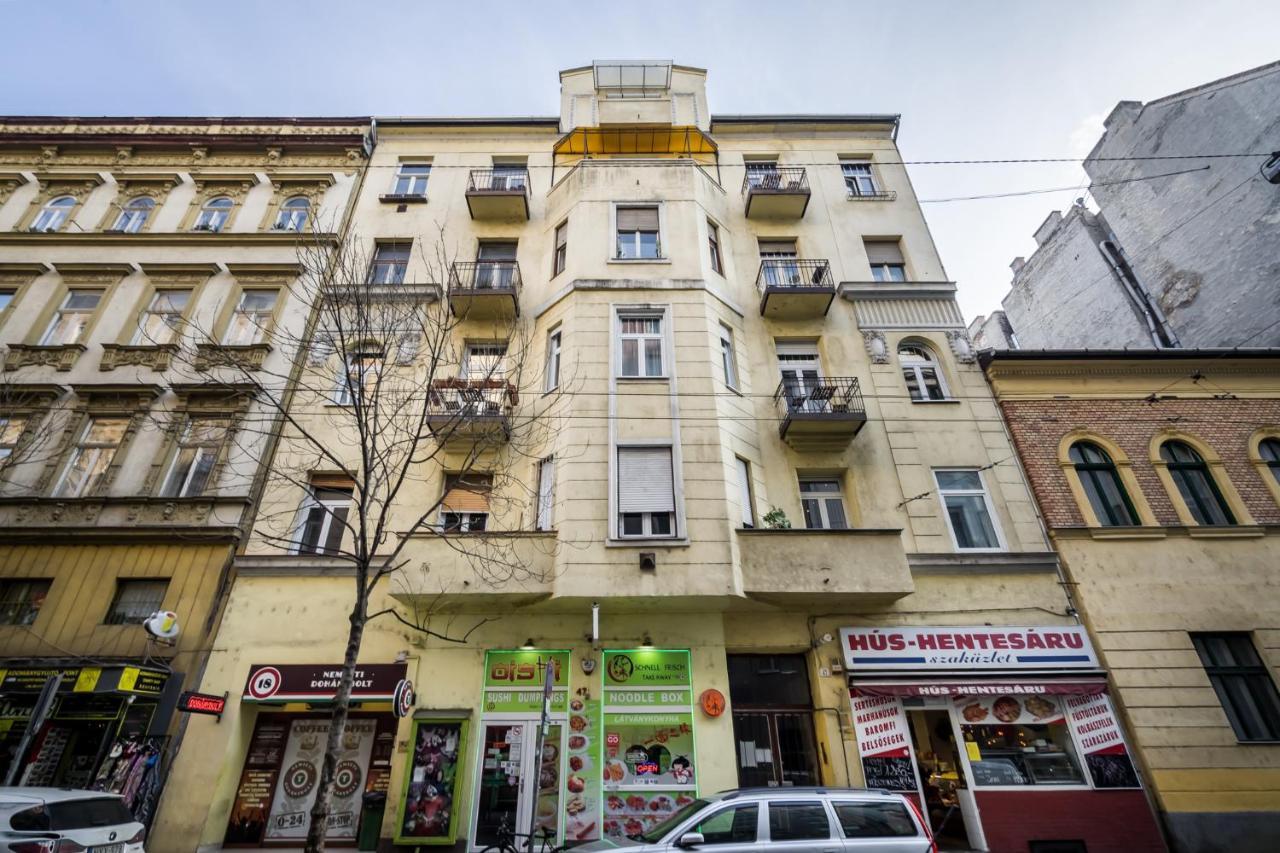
[898,343,948,402]
[1160,441,1235,525]
[112,197,154,233]
[1070,441,1139,526]
[464,343,506,380]
[476,242,518,289]
[707,219,723,274]
[744,159,780,189]
[0,417,27,461]
[618,446,676,538]
[768,802,831,842]
[619,315,664,378]
[132,289,191,345]
[962,715,1086,786]
[333,346,384,405]
[1192,632,1280,742]
[369,243,411,285]
[691,803,758,845]
[719,324,739,390]
[193,196,233,232]
[53,417,128,498]
[935,469,1003,550]
[799,478,848,530]
[41,289,101,346]
[441,473,491,532]
[544,329,562,391]
[0,289,14,314]
[833,801,918,838]
[160,419,227,497]
[759,239,800,287]
[104,579,169,625]
[553,221,568,276]
[0,580,50,626]
[735,457,755,528]
[295,479,353,554]
[31,196,76,232]
[1261,438,1280,486]
[274,196,309,232]
[223,289,278,346]
[841,159,880,197]
[489,163,528,191]
[616,206,660,259]
[392,163,430,197]
[536,457,555,531]
[865,239,906,282]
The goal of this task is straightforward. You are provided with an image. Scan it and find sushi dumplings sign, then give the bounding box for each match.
[482,650,570,713]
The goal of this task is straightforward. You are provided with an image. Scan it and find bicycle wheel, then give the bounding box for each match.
[478,844,518,853]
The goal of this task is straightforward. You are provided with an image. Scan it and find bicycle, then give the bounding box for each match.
[478,815,569,853]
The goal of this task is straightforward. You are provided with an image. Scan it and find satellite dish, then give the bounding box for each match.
[144,610,181,641]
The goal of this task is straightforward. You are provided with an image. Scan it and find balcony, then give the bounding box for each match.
[465,169,531,221]
[743,167,810,219]
[757,259,836,319]
[425,378,517,442]
[447,261,521,320]
[774,377,866,450]
[737,527,912,606]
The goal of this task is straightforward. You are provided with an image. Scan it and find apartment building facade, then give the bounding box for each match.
[156,63,1162,852]
[0,117,366,820]
[982,349,1280,853]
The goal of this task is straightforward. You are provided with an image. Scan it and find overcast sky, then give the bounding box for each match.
[2,0,1274,319]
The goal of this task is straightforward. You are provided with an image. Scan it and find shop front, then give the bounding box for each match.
[842,626,1165,853]
[222,662,405,848]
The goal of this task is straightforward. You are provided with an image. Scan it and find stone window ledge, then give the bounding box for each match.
[4,343,87,372]
[193,342,272,371]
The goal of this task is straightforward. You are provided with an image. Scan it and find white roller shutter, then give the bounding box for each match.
[864,240,905,264]
[618,447,675,513]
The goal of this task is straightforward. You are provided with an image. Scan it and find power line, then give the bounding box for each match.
[917,164,1210,203]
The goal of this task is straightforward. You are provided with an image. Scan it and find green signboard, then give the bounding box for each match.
[482,650,571,714]
[602,650,690,688]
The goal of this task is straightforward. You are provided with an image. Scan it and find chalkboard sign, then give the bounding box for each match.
[1085,753,1140,789]
[862,756,917,792]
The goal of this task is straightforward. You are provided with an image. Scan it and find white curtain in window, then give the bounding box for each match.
[537,457,555,530]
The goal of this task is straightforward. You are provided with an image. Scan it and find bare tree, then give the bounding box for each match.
[167,226,568,852]
[0,379,70,494]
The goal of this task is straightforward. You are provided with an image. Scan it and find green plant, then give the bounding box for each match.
[762,506,791,529]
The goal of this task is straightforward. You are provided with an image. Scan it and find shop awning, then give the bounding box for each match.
[553,125,717,157]
[850,677,1108,697]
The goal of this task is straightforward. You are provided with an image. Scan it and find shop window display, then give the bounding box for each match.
[956,695,1084,786]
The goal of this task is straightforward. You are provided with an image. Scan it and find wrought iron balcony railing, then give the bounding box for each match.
[773,376,866,438]
[756,259,834,291]
[448,261,522,294]
[742,166,810,194]
[467,168,530,193]
[426,378,518,426]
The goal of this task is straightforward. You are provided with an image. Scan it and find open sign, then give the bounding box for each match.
[635,761,660,776]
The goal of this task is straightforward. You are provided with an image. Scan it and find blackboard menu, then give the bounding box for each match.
[1085,753,1141,789]
[861,755,918,791]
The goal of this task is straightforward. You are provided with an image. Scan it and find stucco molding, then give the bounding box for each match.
[945,330,976,363]
[98,343,179,372]
[193,343,272,371]
[0,496,247,539]
[4,343,87,372]
[861,330,889,363]
[0,231,337,247]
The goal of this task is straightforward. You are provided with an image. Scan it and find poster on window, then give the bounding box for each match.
[953,692,1067,726]
[394,718,469,845]
[1065,693,1141,788]
[563,695,601,844]
[264,717,376,841]
[851,693,918,792]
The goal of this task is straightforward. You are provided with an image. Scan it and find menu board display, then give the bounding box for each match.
[264,717,376,841]
[851,694,918,793]
[563,696,601,843]
[225,718,289,844]
[394,719,469,845]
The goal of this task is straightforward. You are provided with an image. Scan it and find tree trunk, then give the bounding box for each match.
[304,590,368,853]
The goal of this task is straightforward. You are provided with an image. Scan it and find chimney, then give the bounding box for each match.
[1033,211,1063,247]
[1010,257,1026,276]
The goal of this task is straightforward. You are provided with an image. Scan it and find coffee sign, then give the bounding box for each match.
[841,626,1098,672]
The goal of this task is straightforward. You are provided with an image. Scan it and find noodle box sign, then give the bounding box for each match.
[840,626,1098,672]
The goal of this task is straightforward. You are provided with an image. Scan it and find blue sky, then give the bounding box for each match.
[2,0,1274,318]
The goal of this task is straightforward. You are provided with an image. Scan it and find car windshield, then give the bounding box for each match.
[636,798,710,843]
[49,798,135,830]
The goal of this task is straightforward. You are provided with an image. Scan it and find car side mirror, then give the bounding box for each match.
[677,832,705,848]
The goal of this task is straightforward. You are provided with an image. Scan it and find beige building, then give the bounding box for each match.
[158,64,1160,852]
[0,117,366,819]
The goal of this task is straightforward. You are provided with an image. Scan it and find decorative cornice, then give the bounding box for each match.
[0,383,67,407]
[98,343,179,372]
[0,495,249,540]
[51,261,135,280]
[193,343,272,371]
[908,551,1060,574]
[224,262,303,277]
[0,231,338,246]
[4,344,87,372]
[138,262,221,281]
[839,281,958,300]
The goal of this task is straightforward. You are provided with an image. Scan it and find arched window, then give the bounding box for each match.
[898,343,947,401]
[1260,438,1280,487]
[1069,441,1138,526]
[1160,440,1235,525]
[274,196,310,232]
[31,196,77,232]
[112,197,154,233]
[193,196,233,232]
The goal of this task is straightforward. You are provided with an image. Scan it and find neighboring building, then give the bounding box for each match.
[0,117,366,821]
[968,308,1017,350]
[982,348,1280,853]
[991,61,1280,349]
[159,62,1163,852]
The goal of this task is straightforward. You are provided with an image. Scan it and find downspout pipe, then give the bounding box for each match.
[1098,238,1180,348]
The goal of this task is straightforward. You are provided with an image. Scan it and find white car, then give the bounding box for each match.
[0,789,145,853]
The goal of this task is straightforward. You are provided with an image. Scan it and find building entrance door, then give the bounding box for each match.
[903,703,985,851]
[470,719,563,851]
[728,654,820,788]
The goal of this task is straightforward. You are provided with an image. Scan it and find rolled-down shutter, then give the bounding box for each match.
[311,473,355,490]
[618,447,675,513]
[442,474,492,512]
[864,240,905,264]
[617,206,659,231]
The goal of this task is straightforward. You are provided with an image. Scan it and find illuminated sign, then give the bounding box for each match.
[179,691,228,718]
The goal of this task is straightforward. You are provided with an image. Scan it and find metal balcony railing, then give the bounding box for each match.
[467,169,530,193]
[756,259,834,291]
[448,261,522,294]
[427,379,518,421]
[742,166,810,195]
[774,376,865,420]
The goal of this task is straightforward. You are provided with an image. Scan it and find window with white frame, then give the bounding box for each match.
[392,163,430,197]
[536,457,556,531]
[707,219,723,274]
[53,417,129,498]
[865,239,907,282]
[736,457,756,528]
[615,206,661,260]
[104,579,169,625]
[160,418,228,497]
[369,242,411,285]
[898,343,948,401]
[223,289,278,346]
[31,196,76,232]
[112,197,154,233]
[544,329,562,391]
[295,478,353,554]
[841,159,879,197]
[744,159,780,189]
[618,446,676,538]
[553,221,568,276]
[464,343,507,380]
[132,289,191,345]
[719,323,739,390]
[41,289,101,345]
[193,196,233,232]
[935,469,1003,550]
[619,315,664,378]
[333,346,385,405]
[274,196,310,232]
[440,473,491,532]
[799,478,848,530]
[0,417,27,462]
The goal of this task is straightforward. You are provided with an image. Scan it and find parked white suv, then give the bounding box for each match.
[578,787,934,852]
[0,789,145,853]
